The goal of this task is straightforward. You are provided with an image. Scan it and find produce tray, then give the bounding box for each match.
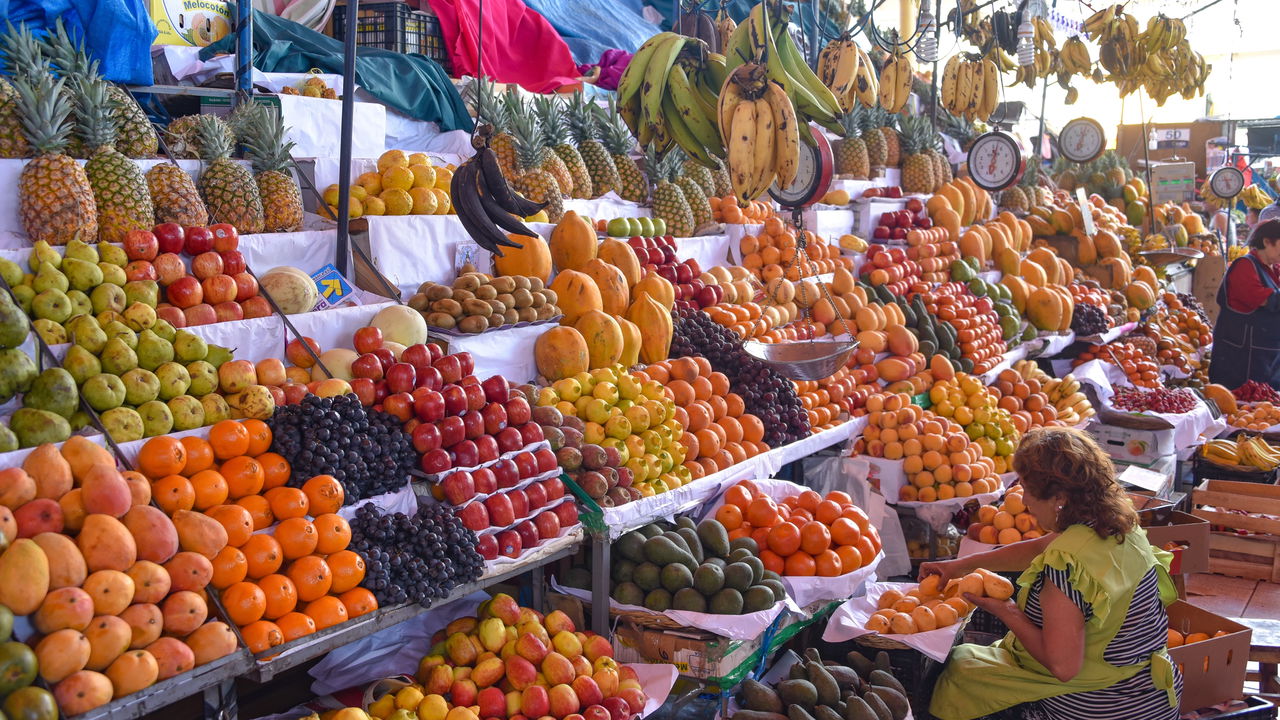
[427,315,563,338]
[1193,453,1279,484]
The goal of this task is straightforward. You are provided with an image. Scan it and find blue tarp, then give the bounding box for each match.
[522,0,659,65]
[2,0,156,84]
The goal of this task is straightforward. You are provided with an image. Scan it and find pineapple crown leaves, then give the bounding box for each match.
[239,102,297,174]
[74,74,119,151]
[532,94,569,145]
[838,105,862,136]
[596,99,636,155]
[194,113,235,162]
[896,114,932,156]
[11,72,74,155]
[1,22,51,84]
[506,101,548,172]
[564,92,600,144]
[468,76,507,132]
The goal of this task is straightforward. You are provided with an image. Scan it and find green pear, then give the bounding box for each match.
[62,344,102,386]
[173,331,208,363]
[28,241,61,271]
[0,348,38,403]
[170,395,207,430]
[31,319,66,345]
[66,290,92,318]
[103,322,136,348]
[9,285,33,314]
[64,239,99,265]
[136,329,174,371]
[186,361,217,396]
[90,284,126,315]
[137,400,174,437]
[0,258,23,288]
[123,280,159,308]
[65,314,101,338]
[61,257,102,292]
[99,337,139,376]
[123,302,157,332]
[68,410,90,431]
[121,368,161,405]
[198,393,229,423]
[98,262,127,286]
[204,345,233,369]
[19,273,32,286]
[0,293,30,349]
[69,321,107,354]
[96,310,124,328]
[0,424,18,452]
[31,289,72,323]
[23,368,78,418]
[97,242,128,267]
[155,362,192,400]
[100,407,143,442]
[152,319,176,343]
[32,262,68,293]
[10,407,71,447]
[82,373,126,412]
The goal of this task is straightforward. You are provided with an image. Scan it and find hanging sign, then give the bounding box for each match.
[310,264,353,310]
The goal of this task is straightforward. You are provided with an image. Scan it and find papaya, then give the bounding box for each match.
[626,294,673,364]
[1015,218,1033,250]
[1124,282,1156,310]
[616,317,642,368]
[581,258,629,316]
[1002,276,1031,314]
[597,238,642,288]
[1074,232,1097,266]
[1027,287,1065,331]
[170,510,226,559]
[1133,265,1159,293]
[1027,248,1060,285]
[534,326,590,381]
[1203,384,1238,414]
[548,210,597,272]
[493,233,552,283]
[940,183,967,221]
[930,354,955,381]
[958,230,986,264]
[548,269,602,326]
[0,538,49,614]
[875,357,913,383]
[934,207,962,243]
[1098,256,1131,289]
[856,330,887,354]
[574,310,624,369]
[632,272,675,310]
[1094,229,1122,259]
[995,247,1020,277]
[1026,215,1055,237]
[1018,259,1047,287]
[886,325,918,356]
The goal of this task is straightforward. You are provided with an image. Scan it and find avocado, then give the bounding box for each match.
[613,582,644,606]
[744,585,776,612]
[697,519,731,559]
[867,687,908,720]
[845,651,874,678]
[825,665,862,691]
[663,531,693,556]
[637,523,664,538]
[874,651,891,673]
[616,531,646,562]
[693,563,725,595]
[675,515,697,531]
[789,663,807,680]
[633,562,661,592]
[723,562,754,592]
[705,556,727,568]
[642,535,696,569]
[672,587,707,612]
[738,678,782,713]
[814,705,844,720]
[611,559,636,584]
[742,556,765,584]
[729,548,754,563]
[867,670,904,696]
[777,679,818,709]
[844,697,878,720]
[643,588,672,611]
[788,706,816,720]
[709,588,744,615]
[806,661,840,706]
[760,578,787,602]
[863,693,893,720]
[763,569,783,582]
[660,563,694,593]
[675,527,704,562]
[729,713,787,720]
[729,536,759,554]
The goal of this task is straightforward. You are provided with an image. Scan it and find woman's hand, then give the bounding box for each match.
[919,559,968,585]
[963,592,1019,620]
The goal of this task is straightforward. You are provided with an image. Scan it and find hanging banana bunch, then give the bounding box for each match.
[816,35,878,113]
[876,52,914,114]
[1083,6,1209,102]
[939,55,998,122]
[715,6,737,48]
[1012,16,1058,89]
[719,63,799,205]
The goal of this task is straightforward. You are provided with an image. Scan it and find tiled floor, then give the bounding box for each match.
[1187,572,1280,618]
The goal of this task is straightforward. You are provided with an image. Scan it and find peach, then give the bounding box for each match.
[121,603,164,648]
[515,631,549,664]
[34,587,95,633]
[552,630,583,660]
[486,593,521,625]
[53,670,113,715]
[477,686,506,719]
[126,561,172,604]
[543,609,575,635]
[84,615,132,671]
[146,636,195,679]
[571,676,603,707]
[472,656,505,688]
[83,569,135,616]
[583,635,613,663]
[541,651,575,686]
[548,684,580,718]
[451,679,478,708]
[504,655,538,691]
[522,684,550,718]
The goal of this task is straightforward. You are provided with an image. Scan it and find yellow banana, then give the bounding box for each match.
[750,98,776,198]
[728,100,758,205]
[941,54,961,111]
[877,59,897,111]
[852,44,879,107]
[765,82,799,188]
[892,55,913,113]
[981,58,998,119]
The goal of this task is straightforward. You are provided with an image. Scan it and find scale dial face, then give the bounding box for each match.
[769,125,833,208]
[1210,166,1245,199]
[1060,117,1106,164]
[967,131,1025,192]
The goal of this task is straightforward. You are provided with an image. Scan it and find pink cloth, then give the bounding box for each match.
[425,0,579,92]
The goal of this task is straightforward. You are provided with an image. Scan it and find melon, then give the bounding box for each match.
[259,267,319,314]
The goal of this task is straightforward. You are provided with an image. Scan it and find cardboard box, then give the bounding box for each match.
[1091,423,1175,467]
[1142,160,1197,204]
[1167,601,1251,712]
[612,622,752,682]
[1141,510,1210,574]
[151,0,231,46]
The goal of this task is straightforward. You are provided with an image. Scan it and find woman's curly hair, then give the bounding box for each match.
[1011,427,1137,540]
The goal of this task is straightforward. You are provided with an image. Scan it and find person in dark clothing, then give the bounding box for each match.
[1210,219,1280,389]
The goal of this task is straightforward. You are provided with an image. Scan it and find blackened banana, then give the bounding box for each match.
[451,161,524,256]
[474,145,546,217]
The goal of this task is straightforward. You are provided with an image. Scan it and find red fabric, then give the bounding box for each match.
[1226,250,1280,313]
[425,0,579,92]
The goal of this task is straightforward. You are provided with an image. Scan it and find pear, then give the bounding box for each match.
[31,319,66,345]
[0,424,17,452]
[31,289,72,323]
[66,290,92,318]
[90,284,127,315]
[96,310,124,328]
[103,322,137,348]
[170,395,207,430]
[68,318,107,354]
[98,262,127,286]
[137,400,174,437]
[10,407,71,447]
[32,261,68,293]
[186,361,217,396]
[61,257,102,292]
[64,238,99,264]
[0,347,38,402]
[173,331,208,363]
[204,345,233,369]
[97,242,128,267]
[68,410,90,431]
[100,407,144,442]
[123,302,157,332]
[9,285,33,314]
[28,241,61,271]
[123,280,159,308]
[99,337,139,375]
[136,329,174,371]
[121,368,161,405]
[82,373,126,412]
[23,368,78,418]
[198,393,229,423]
[0,257,22,287]
[0,292,30,349]
[152,319,176,343]
[62,344,102,386]
[155,362,192,400]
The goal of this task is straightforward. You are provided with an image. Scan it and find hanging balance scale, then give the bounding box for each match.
[1209,165,1246,200]
[966,131,1025,192]
[744,125,859,381]
[1059,117,1106,164]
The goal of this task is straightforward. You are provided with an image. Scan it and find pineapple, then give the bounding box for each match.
[469,78,516,177]
[836,106,869,178]
[861,107,887,172]
[930,147,952,190]
[166,114,234,159]
[196,114,264,234]
[647,149,693,238]
[77,75,154,243]
[0,25,44,159]
[880,112,900,167]
[1000,186,1029,212]
[709,158,732,197]
[597,100,646,203]
[674,151,712,231]
[898,115,935,195]
[508,106,563,223]
[147,163,208,227]
[681,157,716,197]
[566,92,620,198]
[534,95,588,199]
[240,103,304,233]
[13,71,97,245]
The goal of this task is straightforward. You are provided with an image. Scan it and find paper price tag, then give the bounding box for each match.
[453,240,494,276]
[1074,188,1096,236]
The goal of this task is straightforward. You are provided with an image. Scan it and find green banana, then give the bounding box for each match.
[640,34,689,135]
[770,10,842,120]
[705,52,730,89]
[667,64,724,158]
[663,93,716,167]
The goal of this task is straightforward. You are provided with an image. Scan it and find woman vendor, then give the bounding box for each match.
[1210,218,1280,389]
[921,427,1180,720]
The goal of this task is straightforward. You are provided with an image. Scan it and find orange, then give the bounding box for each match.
[814,500,843,525]
[715,504,743,530]
[221,581,267,626]
[209,420,251,460]
[708,372,730,396]
[667,380,694,407]
[799,521,832,555]
[206,504,254,547]
[766,522,802,556]
[210,547,248,589]
[830,517,862,546]
[740,415,764,443]
[259,573,298,620]
[286,556,333,602]
[835,544,863,572]
[854,536,877,564]
[242,534,284,579]
[794,490,820,514]
[746,497,779,527]
[242,620,284,653]
[189,470,229,510]
[327,550,366,593]
[339,588,378,619]
[236,495,274,530]
[138,436,187,479]
[750,526,770,550]
[313,514,352,554]
[760,549,785,575]
[275,612,316,642]
[266,487,309,520]
[152,475,195,514]
[302,475,344,515]
[784,551,817,576]
[274,517,318,560]
[815,549,843,577]
[843,505,872,533]
[180,437,215,476]
[724,484,753,510]
[221,456,265,499]
[304,596,349,630]
[241,419,272,457]
[257,453,291,490]
[725,393,746,418]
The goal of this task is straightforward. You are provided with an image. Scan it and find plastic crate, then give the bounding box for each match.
[1193,453,1279,484]
[332,1,452,74]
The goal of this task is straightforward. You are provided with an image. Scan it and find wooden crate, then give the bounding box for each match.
[1207,532,1280,583]
[1192,480,1280,537]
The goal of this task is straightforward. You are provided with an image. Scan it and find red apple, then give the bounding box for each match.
[184,226,214,255]
[433,355,462,384]
[371,348,396,371]
[202,274,238,305]
[192,251,224,280]
[462,383,484,413]
[482,402,508,435]
[167,276,203,309]
[123,230,158,261]
[541,477,565,501]
[486,493,515,527]
[481,375,509,404]
[351,353,385,380]
[451,440,479,468]
[507,490,529,521]
[232,272,259,302]
[505,397,532,426]
[476,533,498,560]
[154,223,185,254]
[534,511,561,540]
[496,529,522,558]
[282,382,309,405]
[492,459,518,489]
[349,377,377,406]
[183,303,216,326]
[385,363,417,394]
[125,260,157,282]
[240,296,272,319]
[455,352,474,377]
[553,502,578,529]
[458,501,489,532]
[416,366,443,391]
[412,423,442,453]
[213,301,244,323]
[496,427,524,454]
[210,223,239,252]
[534,448,557,474]
[383,392,414,422]
[514,520,539,550]
[421,448,451,474]
[475,435,499,463]
[442,385,467,416]
[155,305,186,329]
[442,470,475,505]
[518,423,544,447]
[152,253,186,286]
[462,410,485,440]
[439,416,465,447]
[525,483,548,511]
[472,467,497,495]
[514,452,539,479]
[413,390,444,422]
[285,337,321,368]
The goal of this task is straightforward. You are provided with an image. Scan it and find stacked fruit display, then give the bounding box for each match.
[610,517,783,614]
[861,245,922,292]
[0,436,239,715]
[1074,341,1161,388]
[733,648,911,720]
[408,273,562,333]
[639,357,765,481]
[739,218,849,284]
[910,280,1013,375]
[712,481,880,577]
[1199,436,1280,472]
[1223,402,1280,431]
[927,374,1019,473]
[404,593,647,720]
[616,235,710,313]
[792,367,860,430]
[1233,381,1280,404]
[1001,362,1094,429]
[323,150,456,218]
[711,197,772,224]
[864,570,1012,635]
[964,487,1042,545]
[1109,386,1198,414]
[348,502,484,604]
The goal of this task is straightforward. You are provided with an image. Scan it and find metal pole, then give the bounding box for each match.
[810,0,820,67]
[335,0,359,277]
[1034,73,1048,159]
[929,0,941,128]
[235,0,253,98]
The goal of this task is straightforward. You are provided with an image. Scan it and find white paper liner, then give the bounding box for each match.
[484,523,583,569]
[336,481,418,521]
[1027,330,1077,359]
[977,344,1030,386]
[822,581,966,662]
[1074,361,1229,447]
[562,194,651,220]
[428,322,556,384]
